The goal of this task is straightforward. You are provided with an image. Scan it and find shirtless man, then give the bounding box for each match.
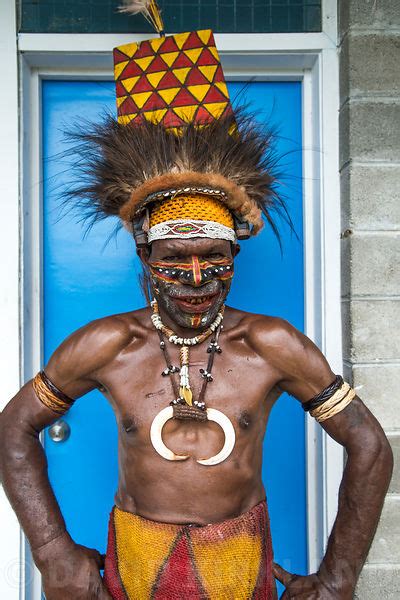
[0,231,393,599]
[0,13,394,597]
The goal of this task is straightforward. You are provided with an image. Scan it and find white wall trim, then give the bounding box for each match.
[0,1,23,599]
[317,33,344,548]
[19,32,336,54]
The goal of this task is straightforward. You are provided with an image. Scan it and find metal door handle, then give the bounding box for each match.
[48,420,71,443]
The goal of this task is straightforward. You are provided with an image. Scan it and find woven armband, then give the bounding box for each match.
[307,380,356,423]
[302,375,343,412]
[32,371,75,415]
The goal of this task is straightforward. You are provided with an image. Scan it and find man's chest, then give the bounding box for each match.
[99,337,280,435]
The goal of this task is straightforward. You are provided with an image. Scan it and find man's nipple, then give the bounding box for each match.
[122,417,138,434]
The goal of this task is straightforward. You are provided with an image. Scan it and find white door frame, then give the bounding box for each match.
[0,1,23,596]
[1,0,341,597]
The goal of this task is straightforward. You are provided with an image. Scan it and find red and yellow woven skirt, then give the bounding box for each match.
[103,500,277,599]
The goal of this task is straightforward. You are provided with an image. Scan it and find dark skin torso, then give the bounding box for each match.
[83,307,282,525]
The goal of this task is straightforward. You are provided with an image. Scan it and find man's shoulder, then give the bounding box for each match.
[226,306,314,372]
[226,308,334,400]
[84,307,151,340]
[63,308,150,349]
[226,306,299,347]
[45,307,152,383]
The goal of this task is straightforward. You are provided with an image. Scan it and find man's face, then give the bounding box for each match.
[146,238,236,330]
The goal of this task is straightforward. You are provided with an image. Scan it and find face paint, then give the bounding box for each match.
[150,256,234,286]
[191,314,203,328]
[148,256,234,330]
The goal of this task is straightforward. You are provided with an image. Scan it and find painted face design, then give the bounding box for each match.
[149,256,234,329]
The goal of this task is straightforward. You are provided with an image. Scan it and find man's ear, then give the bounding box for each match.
[137,245,151,264]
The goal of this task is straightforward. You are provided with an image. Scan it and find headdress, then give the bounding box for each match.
[66,0,287,247]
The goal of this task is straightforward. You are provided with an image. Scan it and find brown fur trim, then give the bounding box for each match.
[118,171,264,233]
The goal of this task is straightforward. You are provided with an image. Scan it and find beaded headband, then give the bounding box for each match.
[147,192,235,243]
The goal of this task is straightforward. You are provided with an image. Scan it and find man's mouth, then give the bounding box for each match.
[171,294,218,313]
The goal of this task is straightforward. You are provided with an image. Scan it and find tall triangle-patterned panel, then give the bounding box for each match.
[20,1,322,34]
[115,30,232,127]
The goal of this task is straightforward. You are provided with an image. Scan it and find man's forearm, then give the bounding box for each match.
[0,394,111,598]
[0,412,68,554]
[319,435,393,595]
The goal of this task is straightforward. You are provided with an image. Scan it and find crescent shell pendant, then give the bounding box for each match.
[196,408,236,466]
[150,406,189,461]
[150,406,236,466]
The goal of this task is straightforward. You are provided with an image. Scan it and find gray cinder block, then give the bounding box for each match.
[339,101,400,166]
[341,165,400,231]
[341,234,351,299]
[387,435,400,494]
[342,300,400,362]
[352,365,400,430]
[340,34,400,102]
[355,566,400,599]
[342,232,400,297]
[340,0,400,34]
[366,497,400,564]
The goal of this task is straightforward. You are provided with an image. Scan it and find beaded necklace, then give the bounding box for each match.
[150,300,224,419]
[149,302,235,465]
[151,300,224,345]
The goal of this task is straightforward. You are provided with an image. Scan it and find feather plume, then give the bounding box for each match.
[118,0,152,15]
[62,108,294,247]
[118,0,164,34]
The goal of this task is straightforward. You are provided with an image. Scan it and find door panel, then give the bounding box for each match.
[42,80,306,577]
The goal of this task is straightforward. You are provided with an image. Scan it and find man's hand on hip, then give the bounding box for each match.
[33,532,111,600]
[273,563,353,599]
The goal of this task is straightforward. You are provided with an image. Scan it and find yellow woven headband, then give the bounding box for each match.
[148,193,235,242]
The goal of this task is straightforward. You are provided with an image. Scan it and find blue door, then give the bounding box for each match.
[42,79,306,586]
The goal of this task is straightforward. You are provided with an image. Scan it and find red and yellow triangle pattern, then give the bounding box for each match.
[113,30,232,128]
[104,502,276,599]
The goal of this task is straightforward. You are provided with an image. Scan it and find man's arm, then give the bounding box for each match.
[0,382,77,554]
[273,397,393,599]
[254,318,393,598]
[317,398,392,595]
[0,316,132,599]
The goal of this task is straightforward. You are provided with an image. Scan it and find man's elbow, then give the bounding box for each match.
[0,411,39,473]
[374,433,394,479]
[348,423,394,480]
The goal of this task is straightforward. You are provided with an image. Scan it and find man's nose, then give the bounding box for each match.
[176,256,209,287]
[176,255,201,286]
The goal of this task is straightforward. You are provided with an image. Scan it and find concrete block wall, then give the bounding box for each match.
[338,1,400,597]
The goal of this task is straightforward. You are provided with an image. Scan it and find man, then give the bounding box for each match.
[0,4,393,599]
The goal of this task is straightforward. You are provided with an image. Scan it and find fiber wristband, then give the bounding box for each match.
[32,371,75,415]
[310,383,356,423]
